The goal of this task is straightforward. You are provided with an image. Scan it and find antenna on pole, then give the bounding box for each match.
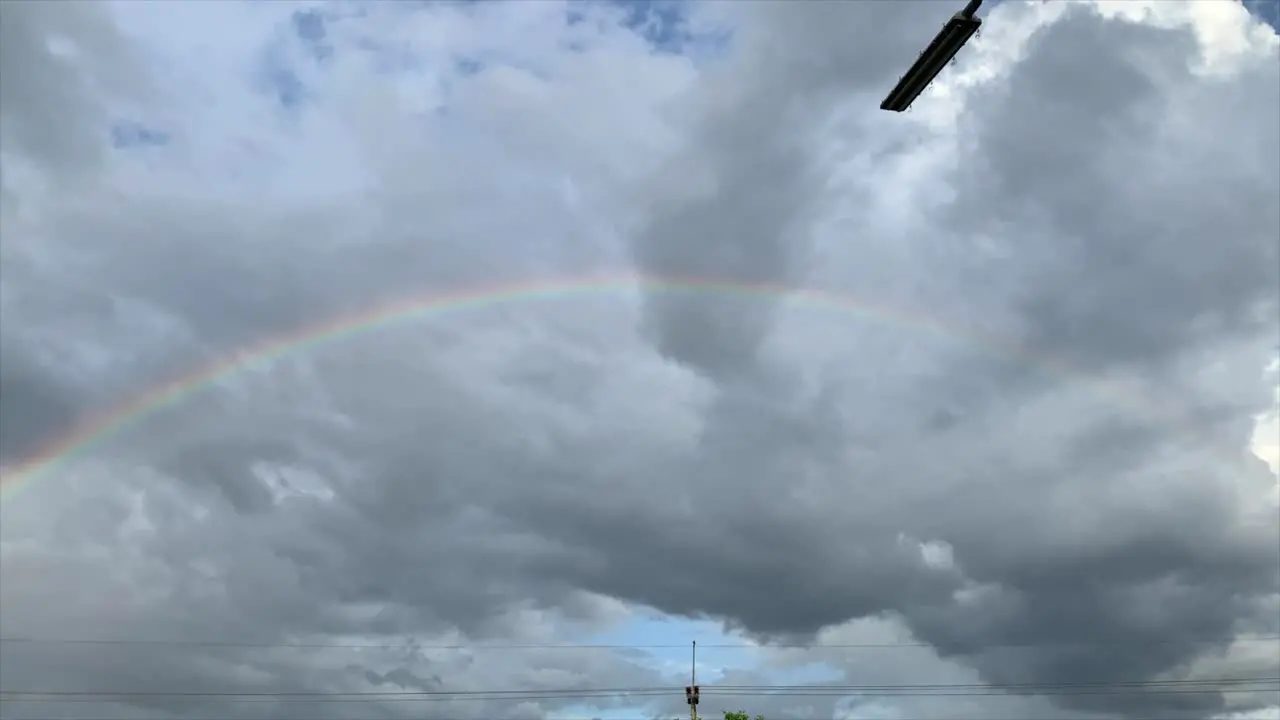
[686,641,700,720]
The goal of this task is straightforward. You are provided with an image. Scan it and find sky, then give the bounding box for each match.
[0,1,1278,720]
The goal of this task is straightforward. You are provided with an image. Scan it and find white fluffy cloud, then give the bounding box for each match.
[1,2,1277,720]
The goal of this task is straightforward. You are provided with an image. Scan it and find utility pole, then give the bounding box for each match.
[685,641,700,720]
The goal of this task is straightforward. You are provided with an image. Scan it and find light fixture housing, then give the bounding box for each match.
[880,0,983,113]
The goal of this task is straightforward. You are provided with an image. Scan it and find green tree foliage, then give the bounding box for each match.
[723,712,765,720]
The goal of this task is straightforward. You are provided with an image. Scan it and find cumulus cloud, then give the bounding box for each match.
[1,1,1277,720]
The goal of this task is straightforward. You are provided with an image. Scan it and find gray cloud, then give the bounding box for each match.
[0,344,79,463]
[627,2,957,382]
[953,5,1280,373]
[1,2,1277,720]
[0,0,149,183]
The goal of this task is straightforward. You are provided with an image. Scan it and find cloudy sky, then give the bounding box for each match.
[1,1,1279,720]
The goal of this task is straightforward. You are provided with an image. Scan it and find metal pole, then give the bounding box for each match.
[691,641,698,720]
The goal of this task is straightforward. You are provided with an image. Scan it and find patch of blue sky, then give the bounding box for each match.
[573,611,847,720]
[252,0,726,122]
[253,4,342,111]
[268,3,452,113]
[611,0,733,61]
[253,11,390,114]
[586,613,742,678]
[557,0,731,63]
[1244,0,1280,30]
[256,53,310,110]
[291,7,334,62]
[614,0,688,53]
[583,612,843,687]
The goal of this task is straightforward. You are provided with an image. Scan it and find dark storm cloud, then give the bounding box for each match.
[0,1,149,181]
[627,1,954,381]
[618,3,1280,718]
[887,8,1280,714]
[0,346,80,463]
[632,142,813,380]
[953,5,1280,373]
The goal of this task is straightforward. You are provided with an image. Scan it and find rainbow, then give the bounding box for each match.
[0,274,1119,502]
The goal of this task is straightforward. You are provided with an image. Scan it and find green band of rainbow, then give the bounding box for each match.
[0,274,1134,502]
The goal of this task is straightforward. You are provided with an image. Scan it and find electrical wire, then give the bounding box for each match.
[2,677,1274,703]
[1,634,1275,651]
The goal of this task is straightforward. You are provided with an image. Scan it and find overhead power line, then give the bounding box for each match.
[2,677,1275,703]
[7,676,1272,696]
[711,677,1280,690]
[1,634,1276,651]
[4,688,1275,704]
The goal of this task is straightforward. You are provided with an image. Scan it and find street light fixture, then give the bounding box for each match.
[880,0,984,113]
